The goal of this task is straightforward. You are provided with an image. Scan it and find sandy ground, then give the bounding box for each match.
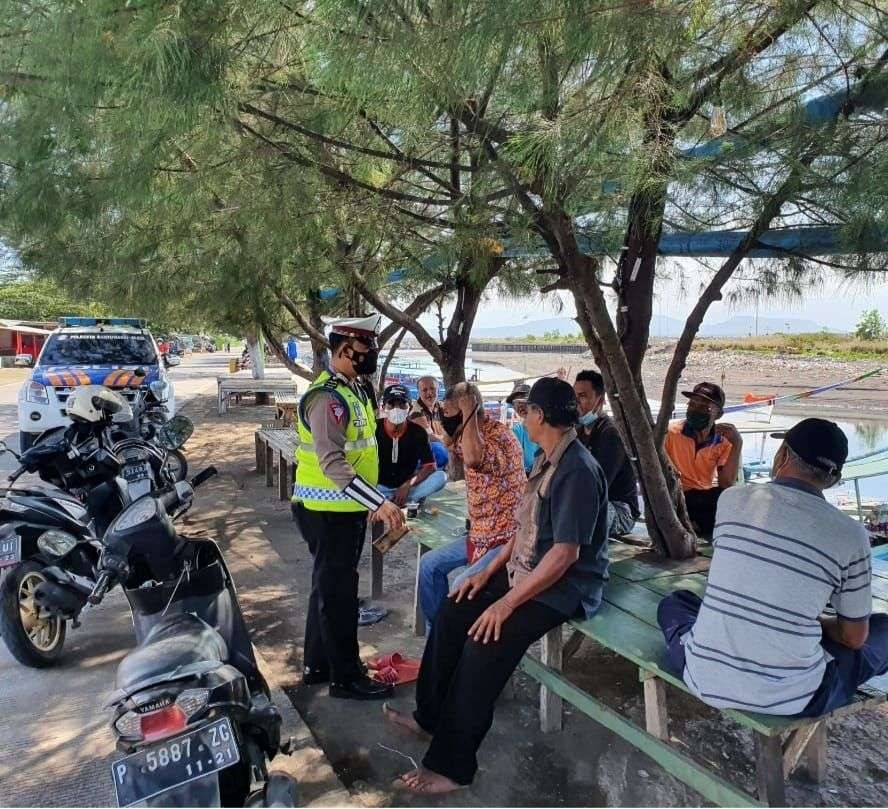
[179,391,888,807]
[477,347,888,420]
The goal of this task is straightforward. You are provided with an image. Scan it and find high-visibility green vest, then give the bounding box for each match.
[293,371,379,512]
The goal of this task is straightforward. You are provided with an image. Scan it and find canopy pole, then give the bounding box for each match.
[854,478,863,522]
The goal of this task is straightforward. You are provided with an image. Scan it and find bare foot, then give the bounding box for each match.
[394,767,464,794]
[382,702,431,739]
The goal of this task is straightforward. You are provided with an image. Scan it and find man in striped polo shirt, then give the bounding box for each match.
[657,418,888,716]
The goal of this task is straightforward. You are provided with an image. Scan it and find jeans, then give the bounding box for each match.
[414,569,564,784]
[657,589,888,717]
[417,535,503,630]
[683,488,725,537]
[607,500,636,538]
[377,470,447,503]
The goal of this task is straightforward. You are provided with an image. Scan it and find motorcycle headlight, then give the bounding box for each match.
[36,530,78,558]
[110,497,157,532]
[25,381,49,405]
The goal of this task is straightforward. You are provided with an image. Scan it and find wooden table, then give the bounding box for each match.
[217,374,298,415]
[254,426,299,500]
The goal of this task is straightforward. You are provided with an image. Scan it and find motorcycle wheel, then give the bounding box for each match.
[0,561,67,667]
[163,449,189,482]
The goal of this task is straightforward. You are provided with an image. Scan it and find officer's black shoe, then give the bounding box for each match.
[329,674,394,701]
[302,667,330,685]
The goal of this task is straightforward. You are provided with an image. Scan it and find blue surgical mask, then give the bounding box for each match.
[579,411,599,427]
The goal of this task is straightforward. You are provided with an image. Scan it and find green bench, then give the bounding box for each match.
[400,488,887,806]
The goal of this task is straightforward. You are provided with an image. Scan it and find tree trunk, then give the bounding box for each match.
[245,329,265,380]
[545,211,694,558]
[307,299,328,375]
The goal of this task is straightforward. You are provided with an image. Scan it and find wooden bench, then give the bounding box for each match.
[397,494,887,805]
[255,426,299,500]
[217,375,298,415]
[274,394,300,426]
[522,548,888,806]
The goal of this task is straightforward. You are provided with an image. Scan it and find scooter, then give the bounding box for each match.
[88,475,297,807]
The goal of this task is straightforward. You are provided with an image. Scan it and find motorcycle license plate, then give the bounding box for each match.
[0,533,20,568]
[111,717,240,807]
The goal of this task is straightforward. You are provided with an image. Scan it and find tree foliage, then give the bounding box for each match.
[0,279,110,321]
[855,308,887,340]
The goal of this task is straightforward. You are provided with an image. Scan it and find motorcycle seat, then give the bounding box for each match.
[115,613,228,692]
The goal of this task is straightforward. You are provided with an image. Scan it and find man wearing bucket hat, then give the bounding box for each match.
[664,381,743,537]
[292,314,405,700]
[657,417,888,717]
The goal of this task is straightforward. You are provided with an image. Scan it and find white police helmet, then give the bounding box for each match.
[66,385,133,424]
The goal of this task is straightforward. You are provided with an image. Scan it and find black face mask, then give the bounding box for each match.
[441,413,463,437]
[347,346,379,375]
[685,409,712,432]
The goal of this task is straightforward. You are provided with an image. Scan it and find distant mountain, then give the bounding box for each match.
[472,314,833,340]
[472,317,582,339]
[699,316,832,337]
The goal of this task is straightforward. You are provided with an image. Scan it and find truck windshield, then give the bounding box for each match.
[39,333,157,366]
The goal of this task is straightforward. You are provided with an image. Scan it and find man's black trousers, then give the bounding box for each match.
[295,503,367,683]
[684,487,725,538]
[413,569,564,785]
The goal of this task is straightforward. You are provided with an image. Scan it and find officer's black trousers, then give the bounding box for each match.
[294,503,367,682]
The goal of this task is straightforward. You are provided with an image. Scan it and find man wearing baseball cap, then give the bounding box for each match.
[385,378,610,794]
[375,384,447,507]
[663,381,743,537]
[658,418,888,718]
[506,382,540,474]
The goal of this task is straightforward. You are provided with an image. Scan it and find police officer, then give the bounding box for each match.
[293,314,405,700]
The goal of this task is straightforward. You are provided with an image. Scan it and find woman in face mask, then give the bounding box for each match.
[375,385,448,508]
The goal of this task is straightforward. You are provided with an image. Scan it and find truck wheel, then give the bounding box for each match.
[0,561,67,667]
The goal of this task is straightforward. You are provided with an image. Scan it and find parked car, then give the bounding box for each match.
[13,354,33,367]
[17,317,178,452]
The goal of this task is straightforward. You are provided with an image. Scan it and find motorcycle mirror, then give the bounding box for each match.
[134,367,147,378]
[156,415,194,450]
[0,441,19,461]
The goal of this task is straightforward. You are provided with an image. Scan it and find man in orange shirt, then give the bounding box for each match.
[664,382,743,537]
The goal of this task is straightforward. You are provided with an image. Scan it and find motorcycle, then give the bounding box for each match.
[0,387,194,666]
[0,440,103,666]
[89,475,297,807]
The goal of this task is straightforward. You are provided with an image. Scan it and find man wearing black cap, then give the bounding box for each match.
[384,378,610,794]
[375,384,447,506]
[657,418,888,718]
[664,381,743,537]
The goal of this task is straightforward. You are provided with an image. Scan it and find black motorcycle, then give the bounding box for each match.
[88,475,296,807]
[0,436,116,666]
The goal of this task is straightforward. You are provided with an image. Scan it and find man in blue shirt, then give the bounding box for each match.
[506,383,539,474]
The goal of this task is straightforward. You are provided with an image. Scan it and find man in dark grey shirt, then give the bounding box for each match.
[574,369,639,537]
[384,378,609,794]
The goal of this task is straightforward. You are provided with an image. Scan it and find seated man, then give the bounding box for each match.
[385,378,610,793]
[375,384,447,507]
[574,369,639,537]
[412,375,446,443]
[506,383,540,474]
[663,382,742,537]
[658,418,888,717]
[408,410,450,470]
[417,382,525,628]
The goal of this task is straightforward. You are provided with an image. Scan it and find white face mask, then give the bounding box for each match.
[386,407,408,426]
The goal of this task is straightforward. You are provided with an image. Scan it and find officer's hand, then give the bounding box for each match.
[371,499,406,532]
